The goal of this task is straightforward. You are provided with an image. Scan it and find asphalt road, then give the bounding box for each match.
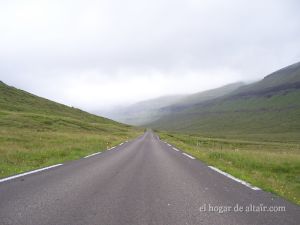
[0,131,299,225]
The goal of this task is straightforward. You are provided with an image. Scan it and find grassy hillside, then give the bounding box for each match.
[152,90,300,142]
[0,81,142,178]
[149,62,300,142]
[163,82,244,110]
[233,61,300,95]
[106,82,244,126]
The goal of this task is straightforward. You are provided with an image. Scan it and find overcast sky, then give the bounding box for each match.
[0,0,300,112]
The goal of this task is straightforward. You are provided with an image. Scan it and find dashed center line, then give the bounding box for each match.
[182,153,195,159]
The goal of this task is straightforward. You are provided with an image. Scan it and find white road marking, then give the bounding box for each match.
[167,144,171,146]
[208,166,261,190]
[119,143,123,146]
[182,153,195,159]
[172,147,179,152]
[84,152,101,158]
[0,164,63,183]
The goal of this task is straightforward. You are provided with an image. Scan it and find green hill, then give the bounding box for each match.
[0,81,141,178]
[233,61,300,95]
[179,82,244,105]
[106,82,244,126]
[149,62,300,142]
[160,82,244,113]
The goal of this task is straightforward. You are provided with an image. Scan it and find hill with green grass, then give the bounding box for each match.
[0,81,142,178]
[159,82,244,113]
[149,62,300,142]
[105,82,244,126]
[233,61,300,95]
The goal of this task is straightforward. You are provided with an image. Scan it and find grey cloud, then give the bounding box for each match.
[0,0,300,111]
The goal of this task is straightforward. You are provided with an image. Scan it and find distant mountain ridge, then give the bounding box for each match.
[148,61,300,141]
[104,95,187,125]
[105,82,245,125]
[231,61,300,97]
[159,82,245,113]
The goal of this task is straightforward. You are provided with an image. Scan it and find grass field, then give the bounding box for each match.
[0,82,142,179]
[158,131,300,205]
[0,111,142,179]
[151,90,300,143]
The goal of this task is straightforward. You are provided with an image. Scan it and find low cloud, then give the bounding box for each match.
[0,0,300,112]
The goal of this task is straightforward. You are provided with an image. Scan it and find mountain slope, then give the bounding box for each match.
[104,95,187,125]
[106,82,244,126]
[149,62,300,142]
[233,61,300,96]
[159,82,244,113]
[0,81,141,178]
[179,82,244,105]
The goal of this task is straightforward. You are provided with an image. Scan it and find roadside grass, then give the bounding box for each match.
[0,111,142,179]
[158,131,300,205]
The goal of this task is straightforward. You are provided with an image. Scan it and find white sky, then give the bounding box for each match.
[0,0,300,112]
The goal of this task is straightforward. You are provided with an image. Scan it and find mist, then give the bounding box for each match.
[0,0,300,112]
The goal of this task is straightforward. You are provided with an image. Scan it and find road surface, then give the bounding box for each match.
[0,131,299,225]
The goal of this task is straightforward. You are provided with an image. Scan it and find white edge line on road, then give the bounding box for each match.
[208,166,261,191]
[172,147,179,152]
[182,153,195,159]
[0,164,63,183]
[167,144,171,146]
[119,143,123,146]
[84,152,101,158]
